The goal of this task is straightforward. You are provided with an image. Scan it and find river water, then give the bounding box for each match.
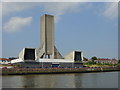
[2,71,119,88]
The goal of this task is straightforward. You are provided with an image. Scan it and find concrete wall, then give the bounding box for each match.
[64,51,83,62]
[40,15,45,50]
[64,51,74,60]
[17,62,83,68]
[19,48,25,60]
[40,14,54,55]
[11,59,24,64]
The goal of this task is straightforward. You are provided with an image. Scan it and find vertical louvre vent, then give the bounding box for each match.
[24,49,35,60]
[75,51,81,61]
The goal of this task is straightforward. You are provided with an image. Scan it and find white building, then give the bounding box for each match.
[0,58,11,64]
[10,14,84,68]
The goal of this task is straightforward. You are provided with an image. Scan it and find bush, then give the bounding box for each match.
[84,61,96,65]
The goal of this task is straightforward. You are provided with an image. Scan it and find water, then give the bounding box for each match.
[2,72,118,88]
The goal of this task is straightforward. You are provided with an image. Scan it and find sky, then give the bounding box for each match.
[1,1,118,59]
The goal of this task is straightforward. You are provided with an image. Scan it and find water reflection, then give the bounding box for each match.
[22,75,36,88]
[21,74,76,88]
[74,72,118,88]
[74,73,84,88]
[2,72,118,88]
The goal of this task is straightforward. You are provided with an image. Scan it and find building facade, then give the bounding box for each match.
[11,14,84,68]
[0,58,11,64]
[94,58,118,64]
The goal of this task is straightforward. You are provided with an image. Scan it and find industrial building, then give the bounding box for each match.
[11,14,83,68]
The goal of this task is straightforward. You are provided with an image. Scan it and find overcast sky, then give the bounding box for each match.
[1,1,118,59]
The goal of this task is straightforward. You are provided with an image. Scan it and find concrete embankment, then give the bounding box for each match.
[2,67,120,75]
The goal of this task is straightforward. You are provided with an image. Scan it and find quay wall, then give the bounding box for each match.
[2,66,120,75]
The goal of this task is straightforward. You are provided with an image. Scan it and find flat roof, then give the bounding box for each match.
[37,59,74,63]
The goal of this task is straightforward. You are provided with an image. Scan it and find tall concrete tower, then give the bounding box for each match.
[37,14,63,59]
[40,14,54,58]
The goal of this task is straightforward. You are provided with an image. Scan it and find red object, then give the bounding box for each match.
[3,67,7,69]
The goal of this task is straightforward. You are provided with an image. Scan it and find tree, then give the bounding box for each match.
[83,57,88,61]
[85,61,96,65]
[91,56,97,62]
